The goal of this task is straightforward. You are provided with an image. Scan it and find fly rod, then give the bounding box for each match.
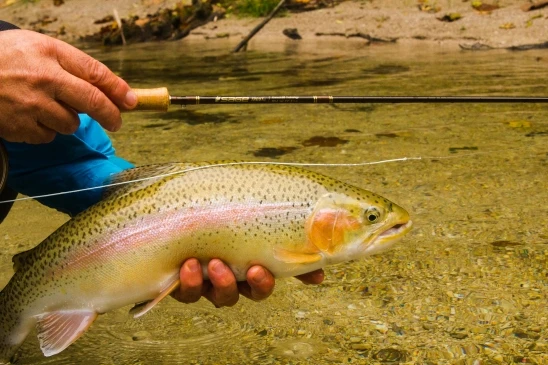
[132,88,548,111]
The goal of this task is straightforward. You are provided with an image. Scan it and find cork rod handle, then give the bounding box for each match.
[132,88,170,111]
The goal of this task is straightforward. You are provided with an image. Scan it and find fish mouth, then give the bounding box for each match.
[377,220,413,241]
[363,219,413,255]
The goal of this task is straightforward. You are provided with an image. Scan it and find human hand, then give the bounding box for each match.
[171,258,325,307]
[0,29,137,144]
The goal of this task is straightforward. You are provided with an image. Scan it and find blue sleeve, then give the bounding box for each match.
[2,114,133,216]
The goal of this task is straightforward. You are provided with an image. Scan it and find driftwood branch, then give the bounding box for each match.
[232,0,286,53]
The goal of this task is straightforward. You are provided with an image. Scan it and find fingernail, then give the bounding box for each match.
[125,90,137,108]
[211,260,226,274]
[188,260,200,273]
[252,268,266,285]
[110,117,122,132]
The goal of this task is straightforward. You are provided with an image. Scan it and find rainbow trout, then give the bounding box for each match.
[0,162,412,362]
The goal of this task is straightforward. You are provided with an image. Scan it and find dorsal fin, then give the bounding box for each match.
[12,248,35,271]
[102,162,197,200]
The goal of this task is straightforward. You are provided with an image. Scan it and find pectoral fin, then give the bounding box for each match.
[273,247,322,264]
[130,279,180,319]
[35,310,98,357]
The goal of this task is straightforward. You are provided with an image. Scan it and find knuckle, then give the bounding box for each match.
[86,58,108,85]
[87,88,104,112]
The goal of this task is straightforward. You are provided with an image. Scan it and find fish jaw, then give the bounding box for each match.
[361,203,413,256]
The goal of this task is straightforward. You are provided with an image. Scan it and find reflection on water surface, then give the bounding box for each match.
[1,40,547,364]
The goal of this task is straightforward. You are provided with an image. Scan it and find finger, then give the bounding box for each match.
[38,99,80,135]
[24,122,56,144]
[295,269,325,285]
[53,39,137,110]
[238,266,275,301]
[171,258,203,303]
[203,259,239,308]
[54,73,123,132]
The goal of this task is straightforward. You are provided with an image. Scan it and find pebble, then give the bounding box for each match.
[528,342,547,352]
[373,348,408,362]
[351,343,371,351]
[132,330,152,341]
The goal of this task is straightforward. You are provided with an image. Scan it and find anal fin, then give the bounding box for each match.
[35,310,98,357]
[130,279,180,319]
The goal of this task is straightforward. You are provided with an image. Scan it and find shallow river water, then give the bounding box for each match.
[1,40,547,364]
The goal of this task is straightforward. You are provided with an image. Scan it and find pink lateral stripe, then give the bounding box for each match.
[56,201,311,275]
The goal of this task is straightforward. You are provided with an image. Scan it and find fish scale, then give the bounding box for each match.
[0,162,412,362]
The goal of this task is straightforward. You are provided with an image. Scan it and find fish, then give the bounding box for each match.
[0,162,412,362]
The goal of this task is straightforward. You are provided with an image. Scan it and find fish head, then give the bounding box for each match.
[305,190,412,263]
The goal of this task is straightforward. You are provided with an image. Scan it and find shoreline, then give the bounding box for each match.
[1,1,548,52]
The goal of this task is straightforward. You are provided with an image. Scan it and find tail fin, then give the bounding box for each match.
[0,284,34,364]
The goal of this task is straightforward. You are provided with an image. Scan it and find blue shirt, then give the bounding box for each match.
[2,114,133,216]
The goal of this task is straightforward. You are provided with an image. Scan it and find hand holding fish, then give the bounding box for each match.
[0,29,137,143]
[172,258,323,307]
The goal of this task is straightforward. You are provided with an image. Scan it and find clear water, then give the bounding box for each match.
[1,40,547,364]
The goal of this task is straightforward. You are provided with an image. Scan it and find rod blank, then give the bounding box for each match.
[170,95,548,105]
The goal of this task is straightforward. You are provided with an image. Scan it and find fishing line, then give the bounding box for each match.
[0,154,479,205]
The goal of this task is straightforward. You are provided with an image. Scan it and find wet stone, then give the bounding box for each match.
[490,240,522,247]
[351,343,372,351]
[514,330,541,340]
[448,146,478,153]
[513,356,537,364]
[373,348,409,362]
[528,342,547,352]
[302,136,348,147]
[252,147,298,158]
[449,329,468,339]
[375,133,398,138]
[132,330,152,341]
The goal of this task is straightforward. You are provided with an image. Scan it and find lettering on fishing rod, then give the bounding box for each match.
[270,96,300,103]
[215,96,250,103]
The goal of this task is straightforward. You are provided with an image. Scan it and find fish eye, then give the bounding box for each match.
[365,207,381,223]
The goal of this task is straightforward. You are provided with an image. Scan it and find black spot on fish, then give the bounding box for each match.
[302,136,348,147]
[252,147,298,158]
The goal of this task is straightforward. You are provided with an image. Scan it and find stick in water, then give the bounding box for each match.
[233,0,287,53]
